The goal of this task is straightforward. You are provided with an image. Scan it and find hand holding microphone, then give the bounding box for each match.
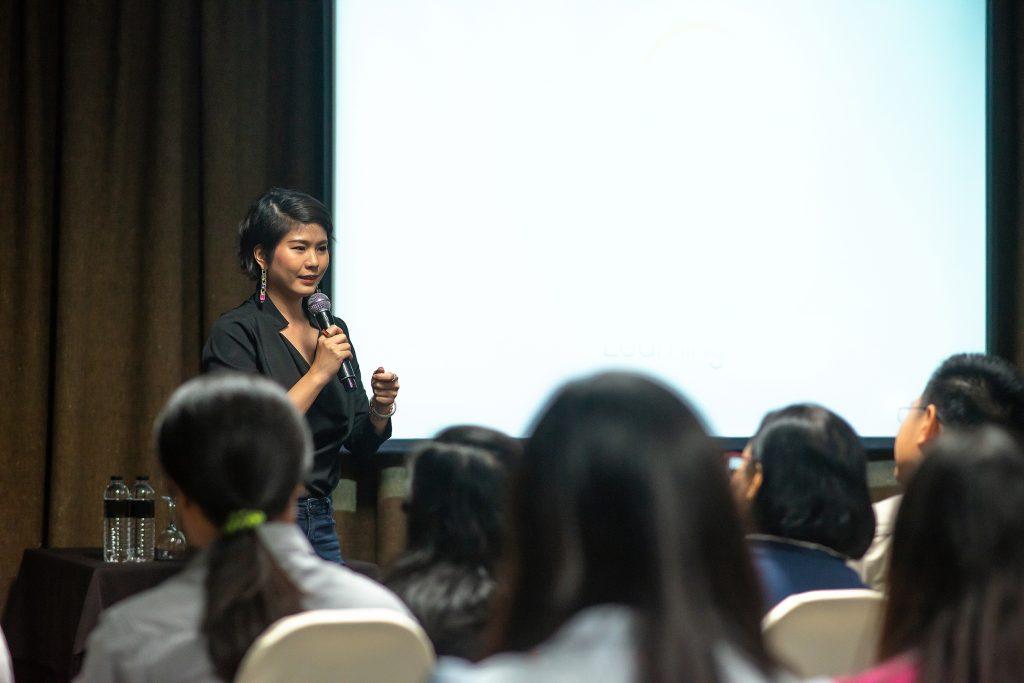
[307,293,358,391]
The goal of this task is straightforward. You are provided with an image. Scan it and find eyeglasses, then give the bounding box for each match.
[897,405,926,423]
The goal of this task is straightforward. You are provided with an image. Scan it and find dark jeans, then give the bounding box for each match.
[296,495,343,564]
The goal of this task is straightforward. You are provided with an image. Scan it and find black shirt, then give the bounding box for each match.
[201,294,390,497]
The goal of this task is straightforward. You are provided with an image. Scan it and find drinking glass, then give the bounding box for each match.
[155,495,188,560]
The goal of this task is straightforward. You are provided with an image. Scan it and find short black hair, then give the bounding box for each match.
[921,353,1024,432]
[237,187,333,280]
[750,404,875,559]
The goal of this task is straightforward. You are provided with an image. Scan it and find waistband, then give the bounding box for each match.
[296,495,333,512]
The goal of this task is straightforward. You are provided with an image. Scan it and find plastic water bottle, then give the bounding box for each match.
[131,476,156,562]
[103,476,132,562]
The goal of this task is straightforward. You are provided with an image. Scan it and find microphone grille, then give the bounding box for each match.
[307,292,332,315]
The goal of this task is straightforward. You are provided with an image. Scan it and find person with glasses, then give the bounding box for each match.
[855,352,1024,591]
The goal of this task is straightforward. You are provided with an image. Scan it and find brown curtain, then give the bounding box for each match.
[0,0,336,607]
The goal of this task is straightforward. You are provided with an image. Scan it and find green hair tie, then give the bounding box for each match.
[222,509,266,534]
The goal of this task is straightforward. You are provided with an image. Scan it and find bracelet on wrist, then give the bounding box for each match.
[370,399,396,420]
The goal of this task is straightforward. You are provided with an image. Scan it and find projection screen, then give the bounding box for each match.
[332,0,986,440]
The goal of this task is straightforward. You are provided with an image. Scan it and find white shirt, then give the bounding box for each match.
[75,523,409,683]
[433,604,826,683]
[852,494,902,592]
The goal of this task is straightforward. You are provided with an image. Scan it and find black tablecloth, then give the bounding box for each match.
[2,548,186,682]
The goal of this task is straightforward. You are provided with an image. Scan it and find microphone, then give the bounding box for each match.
[306,292,358,392]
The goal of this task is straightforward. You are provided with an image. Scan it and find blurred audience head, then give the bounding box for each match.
[881,425,1024,683]
[736,403,874,559]
[401,441,507,569]
[895,353,1024,484]
[489,371,771,683]
[433,424,523,473]
[386,435,513,659]
[156,372,311,540]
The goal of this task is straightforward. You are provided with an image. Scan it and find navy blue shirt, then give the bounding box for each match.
[749,536,867,613]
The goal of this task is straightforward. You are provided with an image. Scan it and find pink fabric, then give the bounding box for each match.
[836,655,917,683]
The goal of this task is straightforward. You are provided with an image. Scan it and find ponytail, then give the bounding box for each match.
[153,374,314,680]
[202,528,303,681]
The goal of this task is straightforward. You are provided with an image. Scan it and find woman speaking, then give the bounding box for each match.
[202,188,399,563]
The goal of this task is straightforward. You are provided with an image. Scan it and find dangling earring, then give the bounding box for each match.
[259,267,267,303]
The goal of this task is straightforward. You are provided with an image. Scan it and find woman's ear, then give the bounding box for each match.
[254,245,267,270]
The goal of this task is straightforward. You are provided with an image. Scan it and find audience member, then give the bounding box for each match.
[839,426,1024,683]
[733,404,875,611]
[75,373,408,683]
[435,372,815,683]
[433,424,523,473]
[857,353,1024,590]
[385,438,511,659]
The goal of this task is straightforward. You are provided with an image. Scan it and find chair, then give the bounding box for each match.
[762,589,885,678]
[234,608,435,683]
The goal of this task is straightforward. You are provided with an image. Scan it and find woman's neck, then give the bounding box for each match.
[267,290,308,326]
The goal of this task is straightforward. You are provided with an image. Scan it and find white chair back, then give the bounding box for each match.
[762,588,885,678]
[235,608,435,683]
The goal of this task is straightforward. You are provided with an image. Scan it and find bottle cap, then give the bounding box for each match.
[111,475,123,480]
[136,475,149,480]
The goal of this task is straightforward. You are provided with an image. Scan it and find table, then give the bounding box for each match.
[2,548,381,682]
[2,548,186,682]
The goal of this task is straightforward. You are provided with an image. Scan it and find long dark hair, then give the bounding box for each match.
[399,442,506,568]
[237,187,333,280]
[155,372,312,680]
[880,426,1024,682]
[385,440,508,659]
[488,372,772,683]
[748,404,875,558]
